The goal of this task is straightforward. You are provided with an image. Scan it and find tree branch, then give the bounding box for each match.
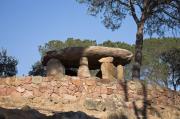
[129,0,139,24]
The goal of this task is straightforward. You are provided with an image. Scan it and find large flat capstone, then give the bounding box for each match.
[42,46,133,69]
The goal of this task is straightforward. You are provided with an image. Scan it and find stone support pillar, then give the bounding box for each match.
[117,65,124,81]
[46,58,65,79]
[99,57,117,80]
[77,57,91,78]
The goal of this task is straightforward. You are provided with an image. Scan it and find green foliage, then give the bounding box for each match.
[141,38,180,85]
[100,40,134,52]
[39,40,65,56]
[38,38,97,56]
[160,48,180,90]
[0,49,18,77]
[28,61,46,76]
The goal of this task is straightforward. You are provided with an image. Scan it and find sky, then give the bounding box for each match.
[0,0,177,75]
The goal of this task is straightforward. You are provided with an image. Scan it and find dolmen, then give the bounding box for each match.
[42,46,133,81]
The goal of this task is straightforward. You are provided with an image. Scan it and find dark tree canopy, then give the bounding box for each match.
[28,61,46,76]
[0,49,18,77]
[77,0,180,79]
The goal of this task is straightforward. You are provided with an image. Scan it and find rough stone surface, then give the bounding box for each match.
[84,99,106,111]
[32,76,42,84]
[117,65,124,80]
[0,76,179,119]
[46,58,65,78]
[77,57,91,78]
[100,62,117,80]
[98,57,114,63]
[16,87,25,93]
[42,46,133,69]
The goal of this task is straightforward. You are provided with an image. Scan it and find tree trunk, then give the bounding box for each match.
[132,23,144,80]
[172,70,176,91]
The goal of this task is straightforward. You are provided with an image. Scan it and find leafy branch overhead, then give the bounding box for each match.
[78,0,180,35]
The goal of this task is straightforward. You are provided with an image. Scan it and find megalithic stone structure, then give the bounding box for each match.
[42,46,133,80]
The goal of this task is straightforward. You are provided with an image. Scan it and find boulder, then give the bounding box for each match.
[98,57,113,63]
[46,58,65,78]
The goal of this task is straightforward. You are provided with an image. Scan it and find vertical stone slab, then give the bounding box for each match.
[78,57,91,78]
[99,57,117,80]
[46,58,65,78]
[117,65,124,81]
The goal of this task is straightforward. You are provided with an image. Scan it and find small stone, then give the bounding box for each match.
[22,90,33,98]
[85,80,96,86]
[71,76,80,80]
[101,94,107,98]
[107,88,113,95]
[0,88,7,96]
[14,79,23,86]
[134,100,144,109]
[16,86,25,93]
[39,86,47,93]
[96,101,106,111]
[84,99,97,110]
[6,87,16,95]
[58,86,68,95]
[63,94,76,101]
[68,84,76,91]
[61,81,69,86]
[23,84,33,91]
[75,92,82,98]
[33,88,42,97]
[71,79,82,86]
[84,99,106,111]
[32,76,42,84]
[41,91,51,99]
[23,76,32,84]
[11,91,21,97]
[50,81,57,86]
[101,87,108,94]
[99,57,114,63]
[21,105,32,111]
[51,93,60,103]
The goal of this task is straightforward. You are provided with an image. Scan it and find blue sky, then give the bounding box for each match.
[0,0,177,75]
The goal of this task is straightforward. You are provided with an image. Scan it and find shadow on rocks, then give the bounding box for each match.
[49,111,98,119]
[0,107,98,119]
